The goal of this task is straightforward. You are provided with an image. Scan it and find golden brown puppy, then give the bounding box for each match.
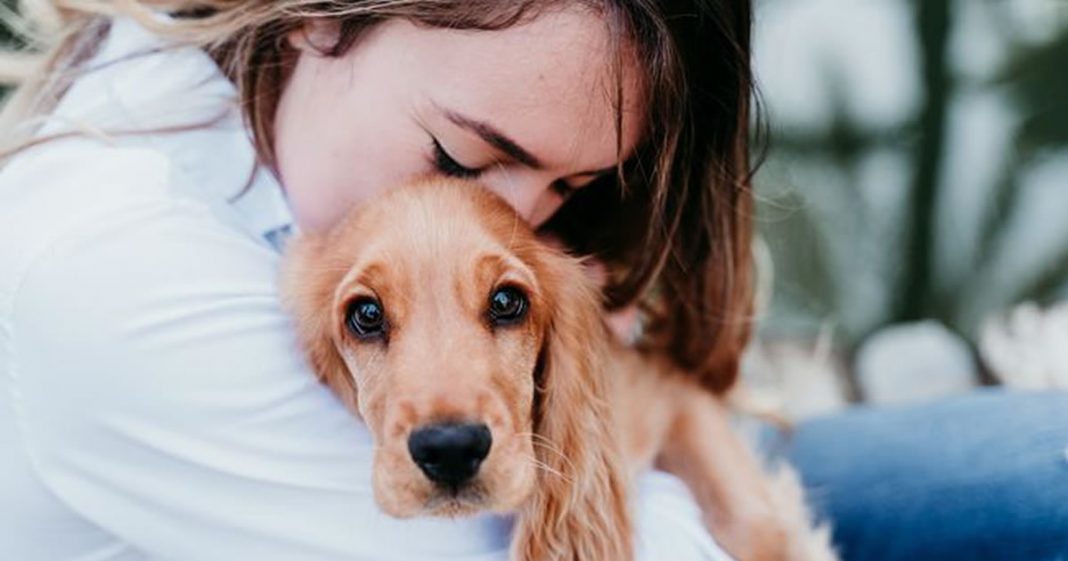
[280,178,835,561]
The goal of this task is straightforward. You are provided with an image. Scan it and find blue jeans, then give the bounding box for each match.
[769,389,1068,561]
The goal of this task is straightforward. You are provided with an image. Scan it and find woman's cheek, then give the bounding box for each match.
[277,120,431,233]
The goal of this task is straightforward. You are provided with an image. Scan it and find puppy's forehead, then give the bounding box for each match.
[351,181,537,254]
[337,180,540,289]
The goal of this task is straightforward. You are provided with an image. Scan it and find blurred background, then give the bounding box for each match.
[2,0,1066,414]
[747,0,1068,416]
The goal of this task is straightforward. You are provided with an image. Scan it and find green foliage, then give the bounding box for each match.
[756,0,1068,357]
[0,0,20,100]
[1004,32,1068,155]
[0,0,20,46]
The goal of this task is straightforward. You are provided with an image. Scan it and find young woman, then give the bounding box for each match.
[0,2,1065,560]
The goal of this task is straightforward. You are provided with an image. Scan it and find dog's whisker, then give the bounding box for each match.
[531,444,575,473]
[515,432,576,472]
[522,453,572,484]
[518,431,564,451]
[517,431,566,452]
[512,431,572,474]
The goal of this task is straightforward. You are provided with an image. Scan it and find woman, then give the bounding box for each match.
[0,2,746,560]
[0,2,1064,561]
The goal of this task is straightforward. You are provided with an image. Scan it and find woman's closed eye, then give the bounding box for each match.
[429,133,594,200]
[431,138,482,179]
[550,179,576,198]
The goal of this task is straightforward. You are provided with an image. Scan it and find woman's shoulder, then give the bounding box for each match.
[0,137,201,245]
[0,140,340,503]
[4,143,295,411]
[0,13,281,282]
[0,140,174,289]
[1,137,175,212]
[0,135,284,303]
[0,145,283,390]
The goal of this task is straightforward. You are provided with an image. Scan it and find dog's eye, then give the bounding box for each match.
[488,286,528,326]
[346,297,387,339]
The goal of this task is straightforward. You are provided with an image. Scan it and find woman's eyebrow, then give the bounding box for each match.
[440,107,544,170]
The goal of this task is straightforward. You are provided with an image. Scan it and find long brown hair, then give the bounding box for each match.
[1,0,756,392]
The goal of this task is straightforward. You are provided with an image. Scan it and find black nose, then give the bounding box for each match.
[408,422,492,487]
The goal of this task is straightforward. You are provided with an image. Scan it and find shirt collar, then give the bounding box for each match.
[46,15,297,250]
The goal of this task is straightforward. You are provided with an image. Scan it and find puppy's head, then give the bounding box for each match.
[280,178,615,522]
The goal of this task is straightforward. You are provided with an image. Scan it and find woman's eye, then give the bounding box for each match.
[551,179,576,198]
[432,138,482,179]
[488,286,528,326]
[346,297,387,339]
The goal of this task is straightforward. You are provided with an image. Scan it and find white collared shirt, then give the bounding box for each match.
[0,17,731,561]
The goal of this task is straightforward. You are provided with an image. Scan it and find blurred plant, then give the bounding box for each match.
[1,0,24,98]
[0,0,15,40]
[755,0,1068,389]
[978,27,1068,308]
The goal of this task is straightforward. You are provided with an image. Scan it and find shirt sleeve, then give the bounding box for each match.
[8,197,732,561]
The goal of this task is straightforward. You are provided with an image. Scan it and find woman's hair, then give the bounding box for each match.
[1,0,756,393]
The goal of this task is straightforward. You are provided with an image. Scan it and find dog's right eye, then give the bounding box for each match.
[346,297,387,339]
[488,286,528,326]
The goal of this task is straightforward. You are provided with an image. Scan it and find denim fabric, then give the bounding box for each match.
[769,389,1068,561]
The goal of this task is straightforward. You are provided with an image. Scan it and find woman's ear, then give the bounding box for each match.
[279,234,357,410]
[285,19,343,54]
[511,251,633,561]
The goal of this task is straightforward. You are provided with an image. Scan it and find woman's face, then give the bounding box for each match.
[273,7,645,233]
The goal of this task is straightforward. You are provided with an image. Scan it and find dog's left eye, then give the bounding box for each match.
[488,286,528,326]
[346,297,387,339]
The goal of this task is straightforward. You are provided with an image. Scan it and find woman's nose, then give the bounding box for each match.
[485,173,562,227]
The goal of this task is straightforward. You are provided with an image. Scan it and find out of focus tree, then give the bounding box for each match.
[754,0,1068,389]
[1,0,24,98]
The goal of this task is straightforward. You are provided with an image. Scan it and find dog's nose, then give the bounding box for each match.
[408,422,492,486]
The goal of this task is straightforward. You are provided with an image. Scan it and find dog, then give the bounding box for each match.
[280,178,836,561]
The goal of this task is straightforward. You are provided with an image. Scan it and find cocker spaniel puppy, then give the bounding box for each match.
[280,178,836,561]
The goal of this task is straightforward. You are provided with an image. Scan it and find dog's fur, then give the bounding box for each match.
[280,178,836,561]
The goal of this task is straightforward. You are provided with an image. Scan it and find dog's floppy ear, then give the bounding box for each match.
[279,234,357,410]
[512,251,633,561]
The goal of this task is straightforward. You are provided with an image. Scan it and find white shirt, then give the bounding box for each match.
[0,17,732,561]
